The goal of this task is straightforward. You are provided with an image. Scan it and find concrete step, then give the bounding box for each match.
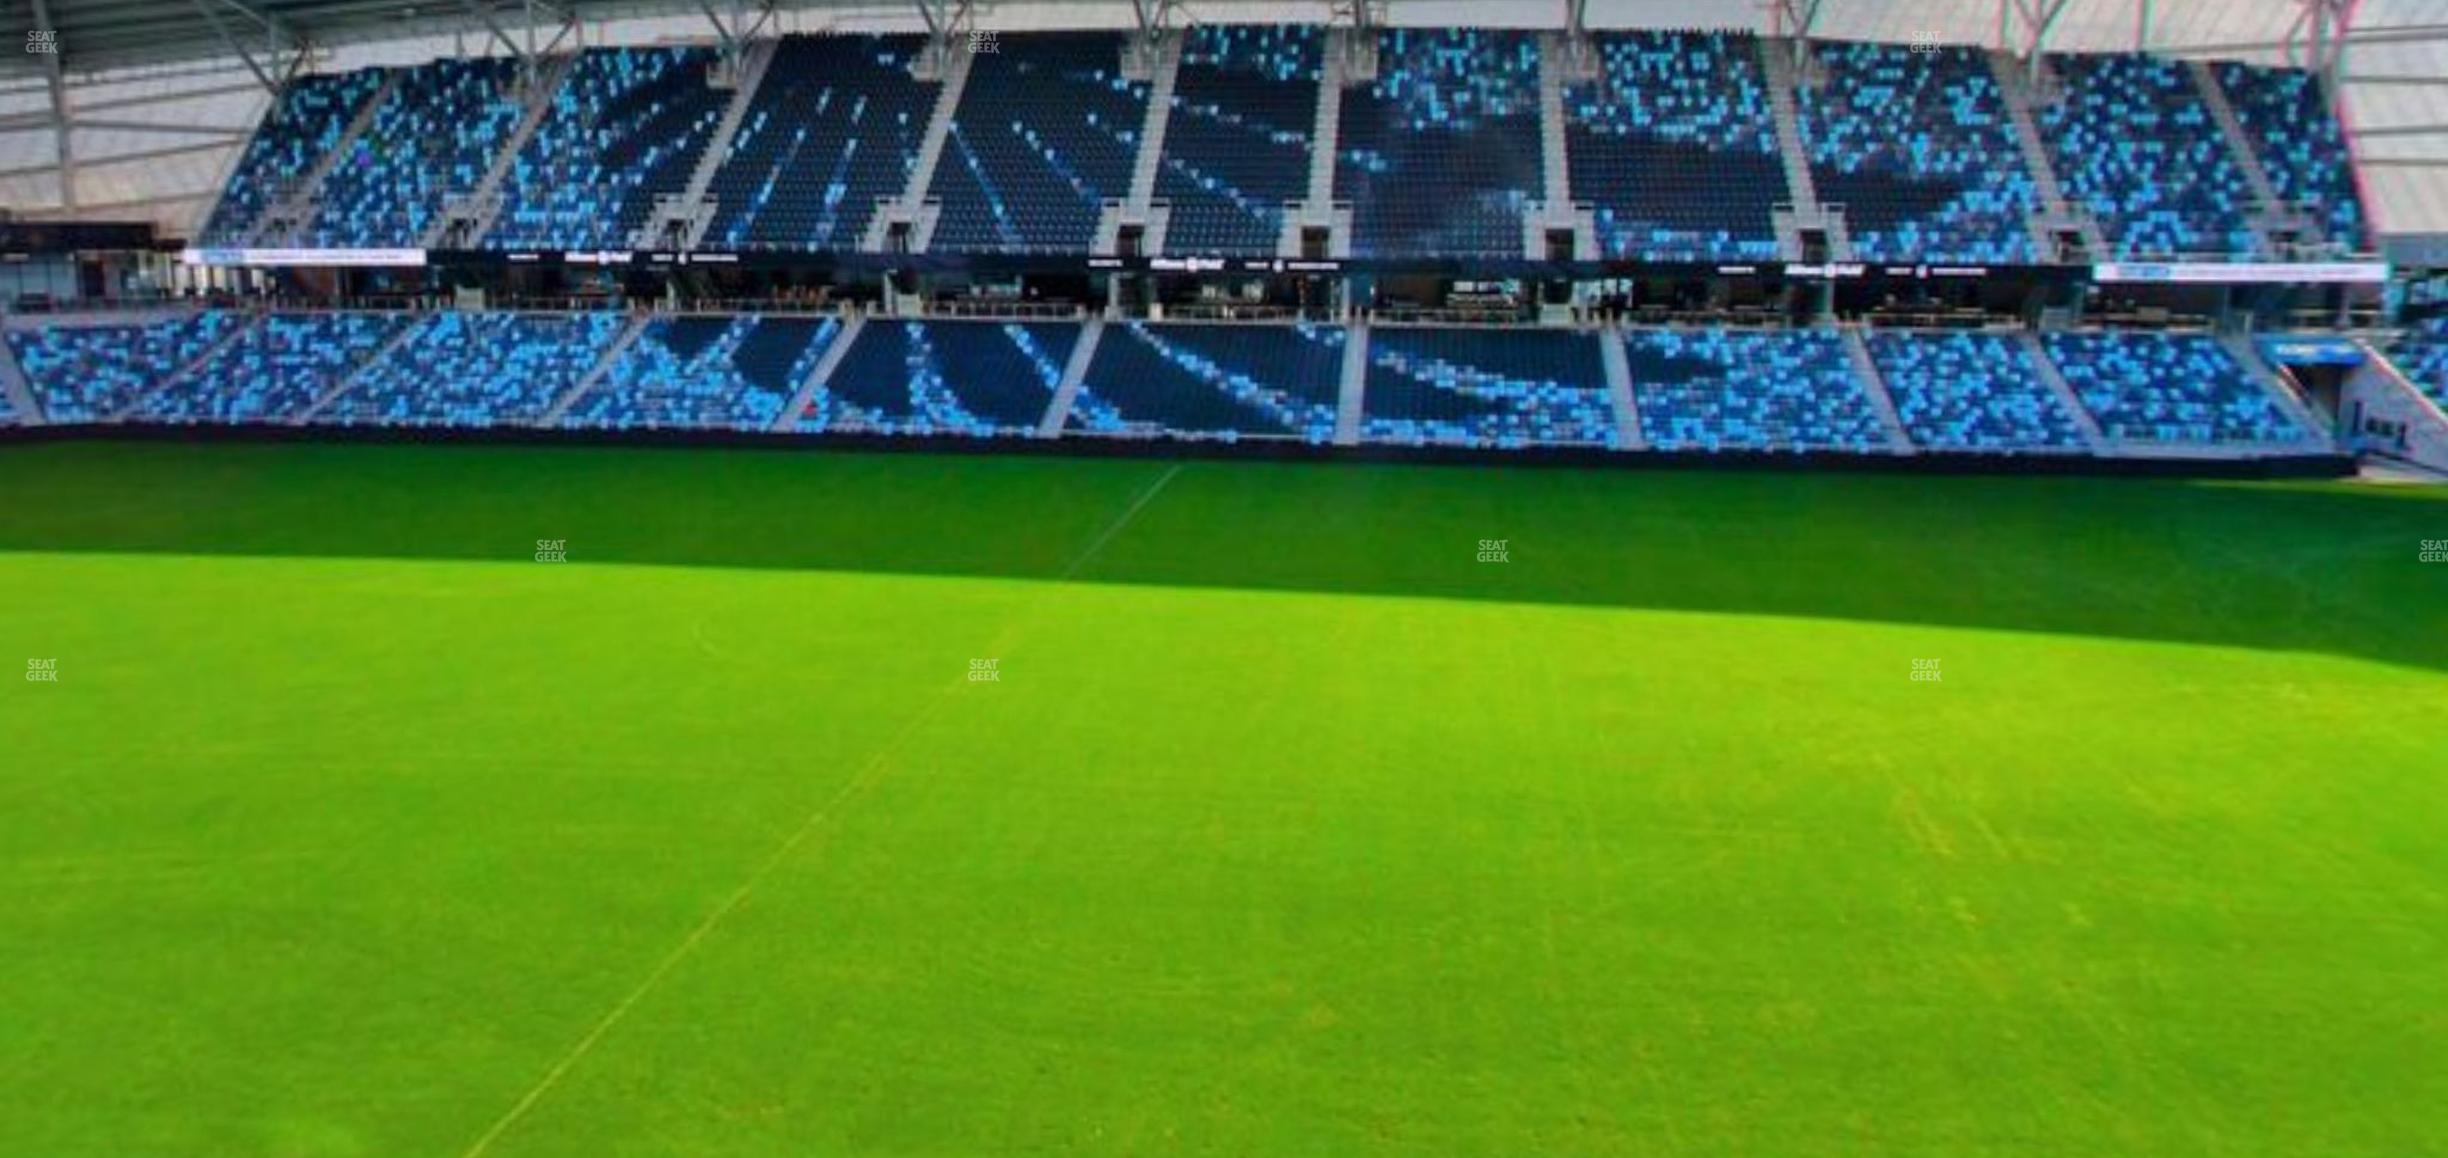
[900,41,976,220]
[1333,320,1368,446]
[1758,38,1818,210]
[1126,36,1182,209]
[1599,325,1643,450]
[1839,327,1915,454]
[668,38,781,248]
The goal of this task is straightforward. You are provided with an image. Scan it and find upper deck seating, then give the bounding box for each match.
[305,58,524,247]
[1335,28,1545,259]
[1564,31,1786,262]
[2040,53,2259,260]
[485,47,730,249]
[702,35,937,251]
[2212,61,2369,252]
[925,32,1150,254]
[199,70,388,245]
[1152,25,1323,256]
[1799,42,2039,263]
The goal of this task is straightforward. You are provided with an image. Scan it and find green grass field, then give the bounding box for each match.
[3,440,2443,1157]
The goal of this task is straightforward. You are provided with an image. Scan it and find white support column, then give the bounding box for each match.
[774,313,866,432]
[1040,317,1104,437]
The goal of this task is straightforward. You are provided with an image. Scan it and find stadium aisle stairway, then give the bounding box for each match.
[1868,330,2088,453]
[925,32,1151,254]
[1799,42,2040,263]
[319,312,626,427]
[5,313,241,422]
[139,313,413,424]
[2040,330,2310,445]
[702,35,938,251]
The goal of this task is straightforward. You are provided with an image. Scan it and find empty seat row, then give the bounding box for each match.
[1336,28,1546,259]
[1360,326,1615,448]
[4,312,241,421]
[1800,43,2039,263]
[326,311,623,427]
[2040,331,2306,444]
[1153,25,1323,256]
[813,319,1077,434]
[1626,328,1886,451]
[1868,330,2085,452]
[1070,321,1343,441]
[1565,31,1786,263]
[563,314,841,431]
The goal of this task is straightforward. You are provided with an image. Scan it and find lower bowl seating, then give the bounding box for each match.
[6,312,239,421]
[1869,331,2086,452]
[1359,327,1615,448]
[320,312,625,427]
[141,313,411,424]
[1627,329,1885,451]
[2040,331,2305,444]
[810,319,1079,435]
[562,314,842,431]
[1069,322,1343,441]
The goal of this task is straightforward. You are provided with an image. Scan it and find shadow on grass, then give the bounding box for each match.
[1,439,2442,674]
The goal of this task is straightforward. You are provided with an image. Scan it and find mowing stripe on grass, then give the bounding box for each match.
[458,461,1187,1157]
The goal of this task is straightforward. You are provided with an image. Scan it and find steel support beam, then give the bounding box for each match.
[29,0,72,210]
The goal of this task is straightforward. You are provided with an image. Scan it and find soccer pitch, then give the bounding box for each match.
[2,440,2442,1157]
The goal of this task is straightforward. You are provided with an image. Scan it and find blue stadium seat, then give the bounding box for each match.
[1359,327,1615,448]
[5,312,239,421]
[2212,61,2369,252]
[2387,317,2448,411]
[1153,25,1322,256]
[562,314,842,430]
[1626,328,1885,451]
[1336,28,1544,259]
[1799,42,2039,263]
[321,311,622,427]
[306,58,525,247]
[1565,31,1785,262]
[703,35,937,251]
[2040,53,2259,260]
[1069,321,1342,440]
[927,32,1149,254]
[2040,331,2305,444]
[141,312,410,424]
[810,319,1078,434]
[1868,331,2085,452]
[485,47,730,249]
[199,70,389,245]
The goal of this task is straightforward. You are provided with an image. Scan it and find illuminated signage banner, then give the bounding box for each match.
[179,248,427,268]
[2092,262,2390,285]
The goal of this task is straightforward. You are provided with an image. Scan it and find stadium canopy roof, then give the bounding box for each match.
[2,0,2446,239]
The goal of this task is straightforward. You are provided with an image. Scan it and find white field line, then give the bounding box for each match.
[457,460,1189,1157]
